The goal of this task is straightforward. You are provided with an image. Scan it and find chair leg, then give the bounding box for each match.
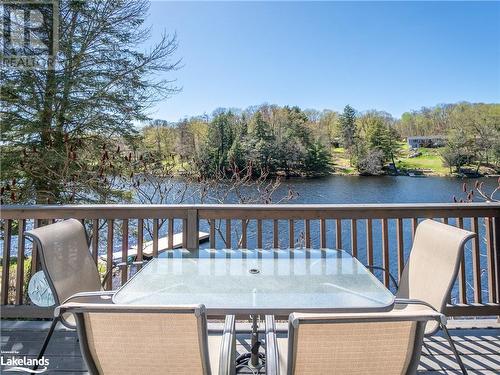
[441,323,468,375]
[33,317,59,371]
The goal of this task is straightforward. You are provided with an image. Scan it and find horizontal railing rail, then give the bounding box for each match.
[1,203,499,319]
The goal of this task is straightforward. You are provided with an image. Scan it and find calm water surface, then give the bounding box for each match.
[272,175,497,204]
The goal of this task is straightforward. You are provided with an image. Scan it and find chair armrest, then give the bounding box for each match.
[219,315,236,375]
[265,315,279,375]
[60,291,114,307]
[56,291,115,318]
[61,290,115,304]
[394,298,446,325]
[365,264,399,289]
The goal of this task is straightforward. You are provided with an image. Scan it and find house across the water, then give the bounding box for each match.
[407,135,446,149]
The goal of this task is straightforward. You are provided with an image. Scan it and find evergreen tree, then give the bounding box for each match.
[251,112,272,141]
[338,105,358,164]
[305,141,331,175]
[227,138,246,172]
[1,0,180,203]
[246,111,276,174]
[339,105,357,149]
[366,118,398,164]
[198,112,236,176]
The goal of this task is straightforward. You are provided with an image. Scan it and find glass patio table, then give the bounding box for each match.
[113,248,394,371]
[113,248,394,315]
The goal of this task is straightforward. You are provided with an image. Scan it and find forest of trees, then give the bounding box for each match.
[141,102,499,178]
[142,105,333,179]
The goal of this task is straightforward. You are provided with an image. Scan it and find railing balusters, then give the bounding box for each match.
[137,219,144,269]
[182,218,187,248]
[153,219,159,257]
[91,219,99,264]
[15,219,26,304]
[106,219,114,290]
[411,218,418,241]
[457,217,467,304]
[257,219,263,249]
[396,218,404,279]
[494,217,500,303]
[289,219,294,248]
[485,217,497,303]
[210,219,216,248]
[304,219,311,248]
[471,217,482,304]
[351,219,357,257]
[121,219,129,285]
[30,219,41,274]
[320,219,326,249]
[168,218,174,249]
[241,219,248,249]
[366,219,373,266]
[1,203,499,318]
[186,210,199,250]
[226,219,232,249]
[382,218,390,287]
[273,220,279,249]
[1,219,12,304]
[336,219,342,249]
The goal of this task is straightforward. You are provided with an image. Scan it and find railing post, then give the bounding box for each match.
[1,220,12,305]
[186,209,199,250]
[494,216,500,304]
[486,217,497,303]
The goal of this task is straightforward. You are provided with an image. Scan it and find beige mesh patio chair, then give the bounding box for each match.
[395,219,475,374]
[25,219,143,369]
[265,309,444,375]
[367,219,475,374]
[56,300,237,375]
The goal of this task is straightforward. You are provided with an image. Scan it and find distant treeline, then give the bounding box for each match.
[2,101,498,205]
[140,102,499,176]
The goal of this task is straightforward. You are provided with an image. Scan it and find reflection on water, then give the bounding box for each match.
[267,175,497,204]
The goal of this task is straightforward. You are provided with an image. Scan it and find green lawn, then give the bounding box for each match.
[331,147,356,174]
[330,143,451,176]
[396,145,449,175]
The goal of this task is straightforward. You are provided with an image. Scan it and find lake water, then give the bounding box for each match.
[261,175,497,204]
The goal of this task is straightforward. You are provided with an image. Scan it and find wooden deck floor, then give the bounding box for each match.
[1,319,499,374]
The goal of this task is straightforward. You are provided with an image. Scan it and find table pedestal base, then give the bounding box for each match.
[235,315,265,374]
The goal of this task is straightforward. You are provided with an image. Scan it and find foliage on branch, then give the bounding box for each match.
[1,0,180,204]
[454,178,500,203]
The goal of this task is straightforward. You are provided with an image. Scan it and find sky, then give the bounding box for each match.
[144,1,500,121]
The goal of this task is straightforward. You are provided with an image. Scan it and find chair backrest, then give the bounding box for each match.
[287,311,441,375]
[396,219,475,313]
[25,219,101,306]
[59,303,212,375]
